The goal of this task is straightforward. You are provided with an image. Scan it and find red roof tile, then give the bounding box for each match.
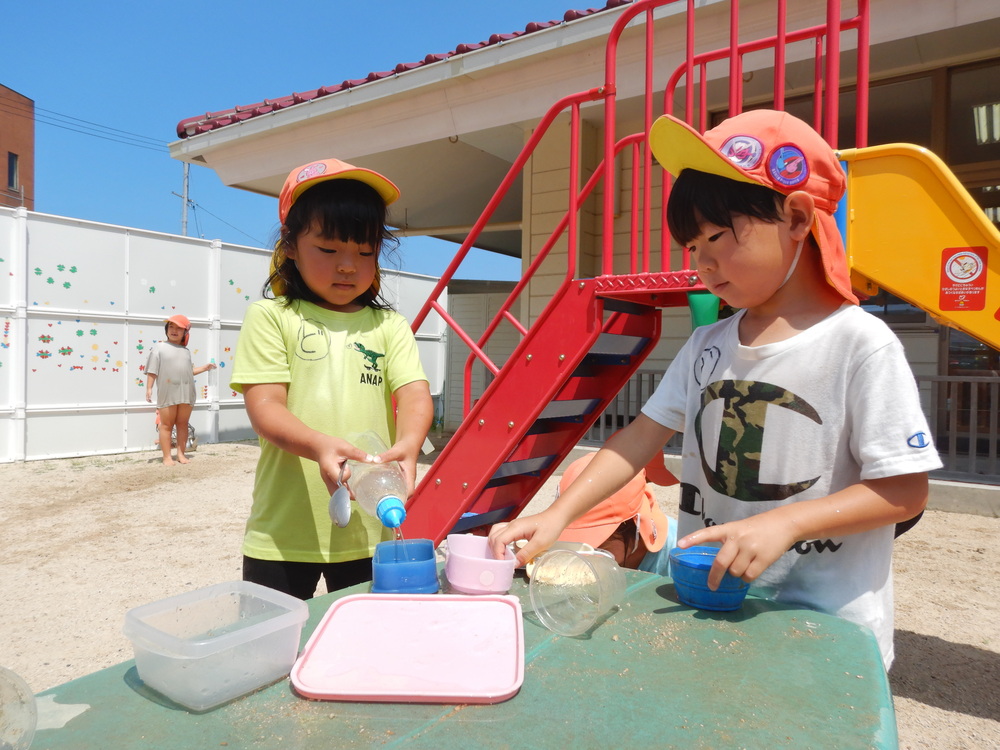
[175,1,632,139]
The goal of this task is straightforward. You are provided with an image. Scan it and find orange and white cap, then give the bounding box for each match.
[649,109,858,304]
[165,314,191,346]
[557,451,677,553]
[278,158,399,224]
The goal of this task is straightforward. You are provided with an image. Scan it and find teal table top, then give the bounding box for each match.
[32,570,897,749]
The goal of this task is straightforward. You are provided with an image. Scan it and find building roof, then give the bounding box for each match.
[175,0,632,139]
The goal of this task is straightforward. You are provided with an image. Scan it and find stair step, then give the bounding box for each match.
[451,508,513,533]
[601,297,653,315]
[589,332,648,356]
[537,398,601,420]
[489,455,556,481]
[578,353,633,368]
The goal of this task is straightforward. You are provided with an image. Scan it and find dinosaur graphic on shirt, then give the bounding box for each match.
[352,342,385,372]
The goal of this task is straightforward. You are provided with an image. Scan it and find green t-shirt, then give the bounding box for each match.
[230,299,428,563]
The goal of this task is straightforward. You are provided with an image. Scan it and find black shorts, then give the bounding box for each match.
[243,556,372,600]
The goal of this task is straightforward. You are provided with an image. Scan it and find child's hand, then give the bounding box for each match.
[378,442,419,496]
[676,514,797,591]
[316,437,374,497]
[488,508,567,565]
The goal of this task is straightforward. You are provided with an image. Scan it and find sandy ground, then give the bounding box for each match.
[1,440,998,749]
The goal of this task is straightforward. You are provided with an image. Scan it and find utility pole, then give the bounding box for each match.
[181,162,190,236]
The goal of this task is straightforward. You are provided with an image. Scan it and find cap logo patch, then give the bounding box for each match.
[767,145,809,187]
[296,162,328,183]
[720,135,764,170]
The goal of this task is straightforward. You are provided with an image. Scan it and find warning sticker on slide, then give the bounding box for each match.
[940,247,987,311]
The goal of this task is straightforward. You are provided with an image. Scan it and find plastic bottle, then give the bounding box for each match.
[347,431,407,529]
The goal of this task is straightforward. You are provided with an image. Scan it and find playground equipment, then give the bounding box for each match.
[840,143,1000,344]
[401,0,999,544]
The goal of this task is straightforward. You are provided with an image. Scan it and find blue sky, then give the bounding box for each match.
[4,1,584,280]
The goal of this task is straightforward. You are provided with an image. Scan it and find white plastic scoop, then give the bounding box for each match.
[329,463,351,528]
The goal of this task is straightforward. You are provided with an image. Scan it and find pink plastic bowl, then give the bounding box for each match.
[445,534,516,595]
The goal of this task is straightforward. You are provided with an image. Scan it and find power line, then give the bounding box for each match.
[1,98,267,245]
[187,200,268,246]
[0,96,166,144]
[34,104,166,146]
[0,100,168,153]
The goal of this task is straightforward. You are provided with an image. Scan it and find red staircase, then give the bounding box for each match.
[402,0,870,544]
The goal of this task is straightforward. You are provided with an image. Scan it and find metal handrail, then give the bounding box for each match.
[410,0,871,419]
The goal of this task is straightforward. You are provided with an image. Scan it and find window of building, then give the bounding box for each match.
[948,62,1000,166]
[784,76,936,326]
[7,152,18,192]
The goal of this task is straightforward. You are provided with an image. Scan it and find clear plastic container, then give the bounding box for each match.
[0,666,36,750]
[528,549,626,636]
[348,431,407,528]
[122,581,308,711]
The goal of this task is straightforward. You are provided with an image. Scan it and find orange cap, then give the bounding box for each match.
[165,314,191,346]
[278,158,399,224]
[557,452,676,553]
[649,109,858,304]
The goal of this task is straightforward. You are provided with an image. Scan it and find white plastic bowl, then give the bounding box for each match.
[445,534,516,595]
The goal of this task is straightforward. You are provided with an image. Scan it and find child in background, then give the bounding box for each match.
[230,158,433,600]
[490,110,942,669]
[145,314,216,466]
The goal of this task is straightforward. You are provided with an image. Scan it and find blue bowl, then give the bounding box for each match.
[371,539,439,594]
[668,546,749,611]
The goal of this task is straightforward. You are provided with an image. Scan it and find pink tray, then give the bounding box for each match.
[290,593,524,704]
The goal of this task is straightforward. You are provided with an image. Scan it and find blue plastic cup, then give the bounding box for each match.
[371,539,439,594]
[668,546,750,611]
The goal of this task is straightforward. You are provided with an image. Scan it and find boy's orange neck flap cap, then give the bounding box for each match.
[649,109,858,304]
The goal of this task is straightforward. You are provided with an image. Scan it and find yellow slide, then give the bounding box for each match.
[838,144,999,349]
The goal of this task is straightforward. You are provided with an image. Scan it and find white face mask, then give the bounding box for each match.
[778,238,805,289]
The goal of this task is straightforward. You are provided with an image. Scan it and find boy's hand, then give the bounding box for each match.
[676,514,797,590]
[488,508,568,565]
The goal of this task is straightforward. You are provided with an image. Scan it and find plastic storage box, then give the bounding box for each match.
[123,581,308,711]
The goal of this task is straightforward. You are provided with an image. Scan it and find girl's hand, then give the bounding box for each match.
[378,442,419,496]
[316,436,374,496]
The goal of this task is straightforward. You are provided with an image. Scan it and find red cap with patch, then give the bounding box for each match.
[649,109,857,304]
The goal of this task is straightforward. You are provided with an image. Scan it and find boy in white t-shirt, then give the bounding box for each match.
[489,109,942,669]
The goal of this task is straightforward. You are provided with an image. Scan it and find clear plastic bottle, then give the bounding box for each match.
[347,431,407,529]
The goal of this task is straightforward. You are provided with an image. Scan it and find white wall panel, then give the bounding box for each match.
[26,411,127,458]
[25,317,128,407]
[220,247,269,322]
[128,233,214,320]
[25,219,128,313]
[0,206,444,462]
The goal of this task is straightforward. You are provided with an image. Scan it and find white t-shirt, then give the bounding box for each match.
[642,304,942,668]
